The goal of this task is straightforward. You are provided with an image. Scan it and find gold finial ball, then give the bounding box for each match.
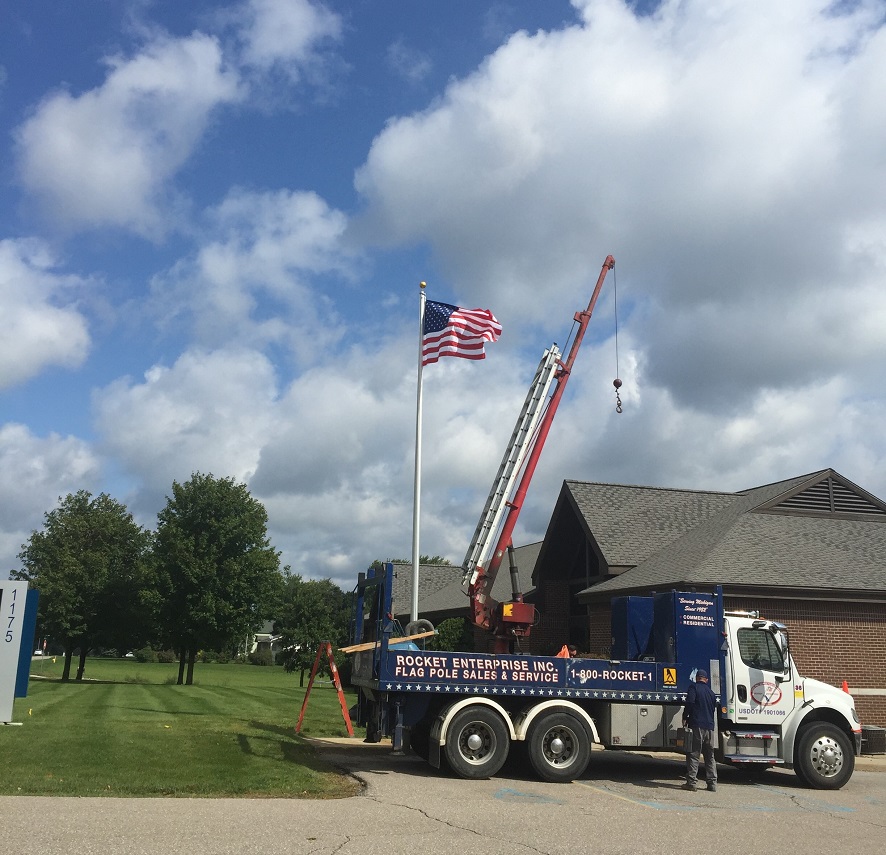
[420,281,427,289]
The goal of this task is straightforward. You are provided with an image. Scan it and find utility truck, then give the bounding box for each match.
[350,257,861,789]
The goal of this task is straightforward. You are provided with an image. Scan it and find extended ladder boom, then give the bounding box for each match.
[461,346,561,585]
[466,255,615,645]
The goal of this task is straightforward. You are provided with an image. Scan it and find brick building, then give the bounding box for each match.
[530,469,886,726]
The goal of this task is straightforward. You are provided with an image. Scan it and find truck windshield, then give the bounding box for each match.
[737,628,785,672]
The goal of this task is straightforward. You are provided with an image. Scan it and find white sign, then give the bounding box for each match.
[1,581,29,723]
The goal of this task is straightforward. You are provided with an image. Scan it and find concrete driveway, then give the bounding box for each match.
[1,740,884,855]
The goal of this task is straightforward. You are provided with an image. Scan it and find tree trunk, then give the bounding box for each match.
[62,644,74,681]
[186,648,196,685]
[177,649,186,685]
[76,644,88,681]
[300,667,306,688]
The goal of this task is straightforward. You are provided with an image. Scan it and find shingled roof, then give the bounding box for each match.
[389,542,543,623]
[542,469,886,601]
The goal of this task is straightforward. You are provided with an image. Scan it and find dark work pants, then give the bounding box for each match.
[686,727,717,785]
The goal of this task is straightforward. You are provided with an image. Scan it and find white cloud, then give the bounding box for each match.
[93,347,279,493]
[386,38,432,86]
[0,238,91,389]
[245,336,542,584]
[355,0,886,413]
[15,32,242,237]
[150,188,356,360]
[237,0,342,75]
[0,423,101,573]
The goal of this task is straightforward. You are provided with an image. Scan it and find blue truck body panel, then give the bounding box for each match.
[352,564,725,707]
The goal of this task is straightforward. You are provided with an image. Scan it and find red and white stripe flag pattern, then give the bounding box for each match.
[422,301,502,366]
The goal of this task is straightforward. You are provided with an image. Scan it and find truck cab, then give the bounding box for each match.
[720,611,861,788]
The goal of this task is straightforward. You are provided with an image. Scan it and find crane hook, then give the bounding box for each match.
[613,378,623,414]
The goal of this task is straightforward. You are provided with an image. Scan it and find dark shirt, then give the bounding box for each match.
[683,679,717,731]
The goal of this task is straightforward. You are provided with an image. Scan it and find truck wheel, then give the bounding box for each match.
[527,711,591,782]
[444,706,509,779]
[795,723,854,790]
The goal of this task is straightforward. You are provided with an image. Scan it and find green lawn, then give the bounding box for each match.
[0,657,365,798]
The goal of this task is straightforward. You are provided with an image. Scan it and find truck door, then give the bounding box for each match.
[731,624,796,725]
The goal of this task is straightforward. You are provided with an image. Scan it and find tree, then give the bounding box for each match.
[274,571,350,685]
[427,617,474,652]
[13,491,154,681]
[154,473,281,685]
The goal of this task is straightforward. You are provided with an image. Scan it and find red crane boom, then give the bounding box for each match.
[465,255,615,651]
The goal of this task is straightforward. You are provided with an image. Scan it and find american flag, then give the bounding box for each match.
[422,301,502,366]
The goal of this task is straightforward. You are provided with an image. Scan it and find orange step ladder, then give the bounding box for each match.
[295,641,354,736]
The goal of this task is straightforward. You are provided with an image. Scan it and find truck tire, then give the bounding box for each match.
[444,706,509,779]
[527,711,591,782]
[795,723,854,790]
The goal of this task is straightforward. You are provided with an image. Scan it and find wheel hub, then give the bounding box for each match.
[811,737,843,776]
[466,733,483,753]
[548,736,565,757]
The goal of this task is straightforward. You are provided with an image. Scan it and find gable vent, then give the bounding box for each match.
[775,477,886,517]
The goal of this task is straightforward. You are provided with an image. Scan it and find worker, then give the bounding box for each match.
[681,669,718,792]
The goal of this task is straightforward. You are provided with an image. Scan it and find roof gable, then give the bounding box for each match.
[752,471,886,520]
[532,480,738,584]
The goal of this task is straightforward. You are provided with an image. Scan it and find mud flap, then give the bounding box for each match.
[429,715,443,768]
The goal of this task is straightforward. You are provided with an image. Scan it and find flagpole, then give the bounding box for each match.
[411,282,427,624]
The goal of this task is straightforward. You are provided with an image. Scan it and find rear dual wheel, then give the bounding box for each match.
[444,706,510,779]
[527,711,592,782]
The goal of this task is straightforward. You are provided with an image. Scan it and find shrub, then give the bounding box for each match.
[248,648,274,666]
[133,647,157,663]
[156,649,177,664]
[427,618,474,652]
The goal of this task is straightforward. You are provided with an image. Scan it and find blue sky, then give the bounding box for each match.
[3,0,886,588]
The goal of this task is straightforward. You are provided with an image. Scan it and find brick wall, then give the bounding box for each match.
[587,602,612,657]
[532,579,571,654]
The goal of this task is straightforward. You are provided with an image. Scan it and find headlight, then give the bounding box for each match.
[851,708,859,724]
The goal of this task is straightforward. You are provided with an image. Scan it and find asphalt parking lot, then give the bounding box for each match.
[1,741,884,855]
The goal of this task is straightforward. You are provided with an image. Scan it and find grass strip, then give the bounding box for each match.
[1,657,365,798]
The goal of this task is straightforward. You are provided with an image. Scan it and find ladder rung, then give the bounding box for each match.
[462,346,560,577]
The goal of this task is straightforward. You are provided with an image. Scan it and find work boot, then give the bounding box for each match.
[707,783,717,792]
[681,782,698,791]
